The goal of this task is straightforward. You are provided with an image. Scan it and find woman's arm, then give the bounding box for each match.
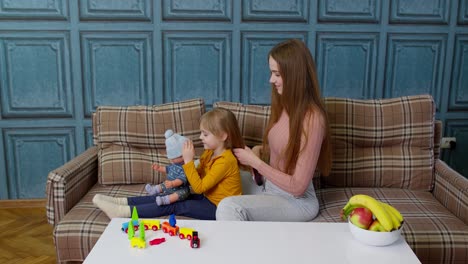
[234,112,325,196]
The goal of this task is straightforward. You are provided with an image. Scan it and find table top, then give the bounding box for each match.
[84,218,421,264]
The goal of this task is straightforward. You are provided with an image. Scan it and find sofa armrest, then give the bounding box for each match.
[46,146,98,225]
[432,159,468,225]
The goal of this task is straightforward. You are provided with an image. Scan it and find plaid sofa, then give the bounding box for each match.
[46,95,468,264]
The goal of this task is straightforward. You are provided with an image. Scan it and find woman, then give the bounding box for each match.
[216,39,332,221]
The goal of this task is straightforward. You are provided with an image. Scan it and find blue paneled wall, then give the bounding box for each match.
[0,0,467,199]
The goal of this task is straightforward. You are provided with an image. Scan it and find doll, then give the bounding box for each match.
[145,129,191,206]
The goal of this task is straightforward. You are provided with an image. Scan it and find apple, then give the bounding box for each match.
[368,219,386,232]
[350,207,373,229]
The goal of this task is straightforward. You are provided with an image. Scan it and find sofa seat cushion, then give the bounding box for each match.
[314,188,468,264]
[53,183,191,263]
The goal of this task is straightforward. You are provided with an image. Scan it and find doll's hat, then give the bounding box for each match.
[165,129,188,159]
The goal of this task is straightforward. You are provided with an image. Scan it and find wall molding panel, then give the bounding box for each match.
[79,0,152,21]
[443,120,468,176]
[162,0,232,21]
[385,34,446,110]
[3,128,75,199]
[317,33,378,99]
[163,32,230,106]
[0,0,466,199]
[0,0,68,20]
[449,34,468,111]
[0,32,72,118]
[242,0,308,22]
[318,0,380,23]
[390,0,450,24]
[81,32,152,116]
[459,0,468,24]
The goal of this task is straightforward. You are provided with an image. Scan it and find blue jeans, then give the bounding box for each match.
[127,194,217,220]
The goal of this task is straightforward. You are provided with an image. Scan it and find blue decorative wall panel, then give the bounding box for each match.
[3,128,75,199]
[79,0,151,21]
[459,0,468,24]
[390,0,449,24]
[0,0,68,20]
[317,33,378,98]
[81,32,152,116]
[85,127,94,149]
[318,0,380,23]
[163,32,230,106]
[0,32,72,118]
[443,121,468,176]
[162,0,231,21]
[449,35,468,110]
[0,0,467,199]
[385,34,445,110]
[242,0,308,22]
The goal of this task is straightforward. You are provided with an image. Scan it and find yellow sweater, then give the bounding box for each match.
[182,149,242,206]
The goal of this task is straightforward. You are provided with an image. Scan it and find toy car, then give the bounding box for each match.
[121,219,139,233]
[178,227,195,240]
[190,231,200,248]
[141,219,161,231]
[162,221,179,236]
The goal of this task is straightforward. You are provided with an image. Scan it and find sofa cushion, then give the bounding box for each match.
[213,101,270,147]
[95,98,205,185]
[313,187,468,264]
[324,94,435,190]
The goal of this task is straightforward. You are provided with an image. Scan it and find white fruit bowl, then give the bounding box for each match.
[348,219,402,246]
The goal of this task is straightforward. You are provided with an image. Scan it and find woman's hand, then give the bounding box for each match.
[182,140,195,164]
[233,146,261,168]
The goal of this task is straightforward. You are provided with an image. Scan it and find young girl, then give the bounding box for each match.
[216,39,332,222]
[93,108,245,220]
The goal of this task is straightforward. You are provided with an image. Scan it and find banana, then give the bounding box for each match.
[380,202,401,230]
[341,194,394,231]
[382,202,404,223]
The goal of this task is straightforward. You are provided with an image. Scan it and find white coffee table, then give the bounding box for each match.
[83,218,421,264]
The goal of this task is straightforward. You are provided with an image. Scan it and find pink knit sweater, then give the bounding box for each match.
[256,110,325,196]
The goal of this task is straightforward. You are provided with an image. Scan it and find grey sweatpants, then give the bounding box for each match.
[215,177,319,222]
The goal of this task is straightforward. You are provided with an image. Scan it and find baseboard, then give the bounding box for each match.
[0,198,46,208]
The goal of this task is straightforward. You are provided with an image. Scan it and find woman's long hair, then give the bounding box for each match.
[263,39,332,176]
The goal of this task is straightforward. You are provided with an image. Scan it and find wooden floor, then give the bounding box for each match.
[0,200,56,264]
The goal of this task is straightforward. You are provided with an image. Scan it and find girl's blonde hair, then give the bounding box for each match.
[200,108,245,150]
[265,39,332,176]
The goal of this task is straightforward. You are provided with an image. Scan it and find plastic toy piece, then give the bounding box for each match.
[141,219,161,231]
[139,222,145,240]
[128,220,135,239]
[179,227,195,240]
[190,231,200,248]
[169,214,176,227]
[131,207,139,221]
[122,219,139,233]
[130,237,146,249]
[162,221,179,236]
[149,237,166,246]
